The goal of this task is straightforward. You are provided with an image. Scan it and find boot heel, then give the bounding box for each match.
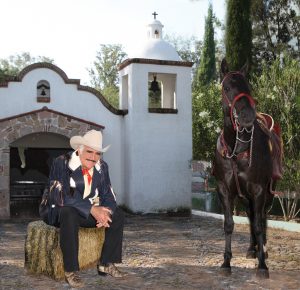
[98,270,107,276]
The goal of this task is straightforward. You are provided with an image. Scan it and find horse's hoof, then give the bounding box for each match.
[256,269,269,279]
[220,266,231,276]
[246,250,256,259]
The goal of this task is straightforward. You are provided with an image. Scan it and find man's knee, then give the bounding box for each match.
[110,207,125,228]
[60,206,78,224]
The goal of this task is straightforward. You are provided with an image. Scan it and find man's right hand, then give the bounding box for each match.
[90,206,112,228]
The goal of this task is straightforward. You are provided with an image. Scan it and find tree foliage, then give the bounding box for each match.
[0,68,6,83]
[225,0,252,71]
[194,3,216,89]
[88,44,127,108]
[0,52,53,81]
[252,54,300,191]
[251,0,300,72]
[191,4,223,160]
[164,34,202,77]
[192,82,223,160]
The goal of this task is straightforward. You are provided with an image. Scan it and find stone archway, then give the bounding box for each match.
[0,107,104,218]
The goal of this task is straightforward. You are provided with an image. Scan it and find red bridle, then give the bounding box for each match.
[221,72,256,130]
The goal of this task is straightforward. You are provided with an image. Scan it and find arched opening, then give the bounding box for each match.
[10,132,70,218]
[148,72,177,110]
[0,107,105,219]
[37,80,50,102]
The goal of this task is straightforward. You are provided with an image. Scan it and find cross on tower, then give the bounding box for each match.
[152,11,158,19]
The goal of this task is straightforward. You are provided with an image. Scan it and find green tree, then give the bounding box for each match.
[251,0,300,72]
[252,54,300,192]
[0,52,54,77]
[164,34,202,77]
[88,44,127,108]
[194,3,216,89]
[225,0,252,71]
[192,82,223,160]
[0,68,7,82]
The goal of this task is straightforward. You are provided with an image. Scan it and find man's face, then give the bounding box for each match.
[79,146,101,170]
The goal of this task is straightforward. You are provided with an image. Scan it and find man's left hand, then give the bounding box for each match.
[90,206,112,228]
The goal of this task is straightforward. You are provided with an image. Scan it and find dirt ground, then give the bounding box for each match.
[0,214,299,290]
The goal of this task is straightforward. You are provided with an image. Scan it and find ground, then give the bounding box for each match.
[0,214,299,289]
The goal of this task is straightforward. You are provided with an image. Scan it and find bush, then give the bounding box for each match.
[252,54,300,193]
[192,81,223,160]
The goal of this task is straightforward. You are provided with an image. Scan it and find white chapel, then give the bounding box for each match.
[0,15,193,218]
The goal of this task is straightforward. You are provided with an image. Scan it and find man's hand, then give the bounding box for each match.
[90,206,112,228]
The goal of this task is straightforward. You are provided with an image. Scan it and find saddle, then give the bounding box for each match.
[257,113,283,181]
[216,113,283,181]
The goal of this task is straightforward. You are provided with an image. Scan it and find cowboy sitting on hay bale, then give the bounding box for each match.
[28,130,127,288]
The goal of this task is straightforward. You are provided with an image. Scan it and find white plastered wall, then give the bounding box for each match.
[119,63,192,212]
[0,67,125,205]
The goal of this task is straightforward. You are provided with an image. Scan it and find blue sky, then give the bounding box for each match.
[1,0,225,84]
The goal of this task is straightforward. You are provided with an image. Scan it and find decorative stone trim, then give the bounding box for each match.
[77,84,128,116]
[0,62,128,116]
[119,58,193,70]
[148,108,178,114]
[0,107,105,129]
[37,97,50,103]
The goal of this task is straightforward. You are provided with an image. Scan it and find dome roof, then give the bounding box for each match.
[129,16,181,61]
[131,39,181,61]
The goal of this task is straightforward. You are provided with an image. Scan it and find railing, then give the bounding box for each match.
[10,181,46,201]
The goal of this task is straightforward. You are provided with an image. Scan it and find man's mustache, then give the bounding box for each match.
[86,159,96,163]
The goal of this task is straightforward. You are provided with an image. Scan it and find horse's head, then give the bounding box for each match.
[220,59,256,130]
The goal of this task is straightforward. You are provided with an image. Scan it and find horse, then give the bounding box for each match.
[213,59,283,279]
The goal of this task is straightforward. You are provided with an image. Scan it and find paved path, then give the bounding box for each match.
[0,214,299,289]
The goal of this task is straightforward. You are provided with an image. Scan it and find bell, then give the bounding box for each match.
[150,76,160,93]
[41,89,46,96]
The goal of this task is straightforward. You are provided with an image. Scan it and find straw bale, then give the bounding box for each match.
[25,220,105,280]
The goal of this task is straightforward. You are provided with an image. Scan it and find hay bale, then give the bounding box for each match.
[25,220,105,280]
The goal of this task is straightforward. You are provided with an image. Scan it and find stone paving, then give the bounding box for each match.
[0,214,299,290]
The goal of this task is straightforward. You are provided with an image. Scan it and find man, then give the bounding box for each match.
[47,129,126,288]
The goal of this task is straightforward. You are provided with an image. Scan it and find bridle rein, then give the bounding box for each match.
[220,71,259,198]
[221,72,256,131]
[220,72,257,167]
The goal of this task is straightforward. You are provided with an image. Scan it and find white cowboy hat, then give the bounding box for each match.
[70,130,110,152]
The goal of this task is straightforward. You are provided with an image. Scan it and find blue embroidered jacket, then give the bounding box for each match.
[48,151,117,219]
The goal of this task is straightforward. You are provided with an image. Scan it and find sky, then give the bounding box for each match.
[1,0,225,84]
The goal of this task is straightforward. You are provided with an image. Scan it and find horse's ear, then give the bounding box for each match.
[240,60,249,76]
[220,58,229,80]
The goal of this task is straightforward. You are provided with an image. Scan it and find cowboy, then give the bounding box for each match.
[47,129,126,288]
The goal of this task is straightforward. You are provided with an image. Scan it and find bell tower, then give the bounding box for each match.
[118,14,193,213]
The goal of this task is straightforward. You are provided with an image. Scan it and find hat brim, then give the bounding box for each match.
[70,136,110,152]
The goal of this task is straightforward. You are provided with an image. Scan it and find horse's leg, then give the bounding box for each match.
[262,212,268,259]
[253,189,269,279]
[244,199,257,259]
[218,183,234,275]
[262,189,274,260]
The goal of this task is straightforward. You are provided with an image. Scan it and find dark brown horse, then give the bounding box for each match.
[214,59,282,278]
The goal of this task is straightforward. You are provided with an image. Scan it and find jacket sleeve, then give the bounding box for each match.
[99,161,117,213]
[48,155,68,189]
